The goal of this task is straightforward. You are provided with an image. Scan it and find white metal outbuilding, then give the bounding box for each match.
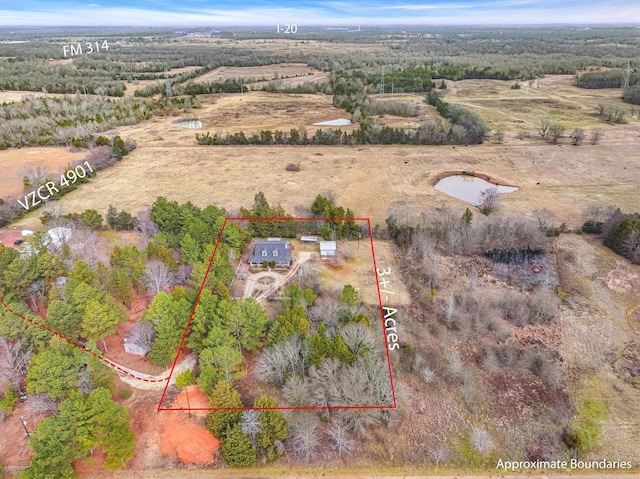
[319,241,337,256]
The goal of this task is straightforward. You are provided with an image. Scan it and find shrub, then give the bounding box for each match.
[582,221,603,234]
[286,163,301,172]
[175,369,195,390]
[511,82,521,89]
[0,387,18,415]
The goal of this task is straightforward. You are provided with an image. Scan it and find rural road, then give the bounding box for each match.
[110,353,197,390]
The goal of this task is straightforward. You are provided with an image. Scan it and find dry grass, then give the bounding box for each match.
[13,128,640,233]
[193,63,322,83]
[0,90,69,103]
[442,75,638,132]
[0,146,87,197]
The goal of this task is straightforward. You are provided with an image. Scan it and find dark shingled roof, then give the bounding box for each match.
[249,240,291,264]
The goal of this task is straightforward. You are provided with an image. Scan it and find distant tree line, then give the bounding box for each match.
[623,85,640,105]
[0,94,188,149]
[575,69,638,89]
[182,79,247,95]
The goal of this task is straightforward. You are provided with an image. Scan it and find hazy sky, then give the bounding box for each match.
[1,0,638,26]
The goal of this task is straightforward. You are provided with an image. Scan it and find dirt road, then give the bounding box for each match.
[113,353,197,390]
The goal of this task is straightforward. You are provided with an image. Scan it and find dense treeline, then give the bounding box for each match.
[182,79,247,95]
[2,27,637,97]
[0,94,187,148]
[0,248,137,478]
[623,85,640,105]
[427,92,488,144]
[576,69,639,89]
[196,113,485,146]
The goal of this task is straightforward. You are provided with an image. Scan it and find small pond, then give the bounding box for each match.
[178,120,203,128]
[434,175,518,205]
[313,118,351,126]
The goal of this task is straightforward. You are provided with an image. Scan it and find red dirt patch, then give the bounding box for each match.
[172,385,209,417]
[159,413,220,465]
[0,402,48,469]
[74,447,106,477]
[0,228,23,249]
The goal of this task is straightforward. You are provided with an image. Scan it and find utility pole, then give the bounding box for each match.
[185,386,191,418]
[20,416,31,438]
[622,62,633,90]
[380,66,385,95]
[165,67,172,98]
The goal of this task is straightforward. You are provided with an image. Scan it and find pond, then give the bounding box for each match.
[313,118,351,126]
[178,120,203,128]
[434,175,518,205]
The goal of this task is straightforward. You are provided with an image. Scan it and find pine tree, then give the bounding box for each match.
[462,208,473,226]
[339,284,360,307]
[254,396,288,460]
[207,380,243,437]
[106,204,118,229]
[221,423,257,467]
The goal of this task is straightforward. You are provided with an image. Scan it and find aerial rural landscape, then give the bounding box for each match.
[0,0,639,477]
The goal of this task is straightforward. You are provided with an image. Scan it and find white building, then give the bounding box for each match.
[319,241,337,256]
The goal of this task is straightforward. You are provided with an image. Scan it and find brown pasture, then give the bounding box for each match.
[0,146,87,198]
[442,75,636,132]
[193,63,322,84]
[12,132,640,233]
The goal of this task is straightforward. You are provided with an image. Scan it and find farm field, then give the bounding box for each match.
[11,137,640,231]
[0,146,87,197]
[193,63,322,83]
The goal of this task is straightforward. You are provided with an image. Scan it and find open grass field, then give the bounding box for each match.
[193,63,322,83]
[0,146,87,197]
[442,75,636,133]
[12,133,640,233]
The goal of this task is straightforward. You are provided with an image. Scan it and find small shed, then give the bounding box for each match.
[123,336,149,356]
[301,236,318,244]
[319,241,337,256]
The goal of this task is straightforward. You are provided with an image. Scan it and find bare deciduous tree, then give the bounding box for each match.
[132,321,155,352]
[430,445,448,466]
[241,409,261,445]
[135,208,159,237]
[471,428,494,454]
[327,420,355,456]
[26,393,59,415]
[288,414,320,461]
[477,187,501,215]
[144,259,174,296]
[590,128,604,145]
[571,128,585,145]
[21,162,50,188]
[549,123,565,144]
[536,118,551,138]
[0,338,32,390]
[623,231,640,264]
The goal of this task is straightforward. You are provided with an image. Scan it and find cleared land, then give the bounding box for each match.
[12,137,640,232]
[0,146,87,197]
[193,63,322,83]
[442,75,635,132]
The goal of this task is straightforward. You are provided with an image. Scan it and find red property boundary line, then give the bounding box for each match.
[0,295,169,384]
[158,217,397,412]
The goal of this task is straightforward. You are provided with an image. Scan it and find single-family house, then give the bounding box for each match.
[249,239,292,267]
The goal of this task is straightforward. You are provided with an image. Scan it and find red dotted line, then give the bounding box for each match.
[0,295,169,384]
